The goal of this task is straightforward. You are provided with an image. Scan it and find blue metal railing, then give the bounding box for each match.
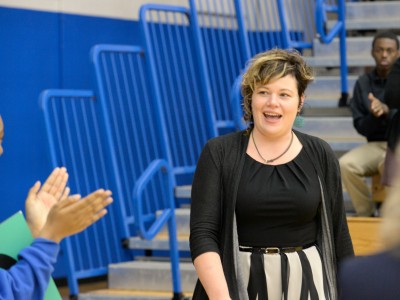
[140,4,218,186]
[315,0,348,105]
[40,89,131,296]
[91,44,168,234]
[237,0,315,55]
[133,159,182,297]
[190,0,248,133]
[91,44,183,297]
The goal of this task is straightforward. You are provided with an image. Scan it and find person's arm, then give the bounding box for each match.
[0,190,112,300]
[324,143,354,261]
[0,238,59,300]
[0,165,113,300]
[193,253,231,300]
[190,141,231,299]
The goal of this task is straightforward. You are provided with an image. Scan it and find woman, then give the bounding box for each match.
[190,48,354,300]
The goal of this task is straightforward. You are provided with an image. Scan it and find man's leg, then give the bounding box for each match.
[339,142,386,216]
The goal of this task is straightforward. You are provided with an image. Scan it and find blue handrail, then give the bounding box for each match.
[315,0,348,106]
[91,43,184,297]
[133,159,182,296]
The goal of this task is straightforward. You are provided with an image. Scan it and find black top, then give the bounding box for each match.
[350,69,391,141]
[236,148,320,247]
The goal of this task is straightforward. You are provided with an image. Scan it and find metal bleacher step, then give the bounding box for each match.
[312,35,400,63]
[175,185,191,199]
[298,116,364,153]
[302,107,352,117]
[328,1,400,31]
[79,289,192,300]
[306,75,357,107]
[127,233,190,252]
[306,36,380,68]
[158,208,190,235]
[106,260,196,293]
[79,207,193,299]
[127,207,190,250]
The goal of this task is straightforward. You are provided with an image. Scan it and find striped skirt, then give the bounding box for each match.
[238,245,329,300]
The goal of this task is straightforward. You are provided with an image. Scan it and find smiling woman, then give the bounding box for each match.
[189,48,354,300]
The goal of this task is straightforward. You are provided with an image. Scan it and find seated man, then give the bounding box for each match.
[339,31,399,216]
[0,115,113,299]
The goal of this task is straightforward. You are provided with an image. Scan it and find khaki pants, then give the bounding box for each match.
[339,142,386,216]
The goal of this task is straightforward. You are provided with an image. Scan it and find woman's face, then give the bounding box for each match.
[251,74,303,138]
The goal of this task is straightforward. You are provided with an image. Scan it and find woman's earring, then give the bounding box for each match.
[294,111,304,128]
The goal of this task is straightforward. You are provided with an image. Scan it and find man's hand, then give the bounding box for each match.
[25,167,69,237]
[369,92,389,117]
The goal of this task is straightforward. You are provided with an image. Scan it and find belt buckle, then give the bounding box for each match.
[264,247,280,254]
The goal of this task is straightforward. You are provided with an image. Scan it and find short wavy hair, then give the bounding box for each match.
[241,48,314,131]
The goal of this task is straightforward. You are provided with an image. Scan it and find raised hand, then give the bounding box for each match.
[38,189,113,243]
[25,167,69,237]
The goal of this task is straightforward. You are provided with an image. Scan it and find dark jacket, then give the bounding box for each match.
[350,70,391,141]
[190,130,354,300]
[339,247,400,300]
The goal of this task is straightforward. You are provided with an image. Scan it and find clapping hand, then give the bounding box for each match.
[25,167,69,238]
[38,189,113,243]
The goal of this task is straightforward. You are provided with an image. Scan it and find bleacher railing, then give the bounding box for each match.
[41,90,132,296]
[91,44,167,236]
[91,44,183,297]
[315,0,348,105]
[140,4,218,187]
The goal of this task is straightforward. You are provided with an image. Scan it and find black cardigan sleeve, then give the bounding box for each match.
[326,144,354,261]
[317,138,354,261]
[190,141,223,261]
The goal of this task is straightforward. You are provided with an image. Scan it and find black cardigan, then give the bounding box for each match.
[190,130,354,300]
